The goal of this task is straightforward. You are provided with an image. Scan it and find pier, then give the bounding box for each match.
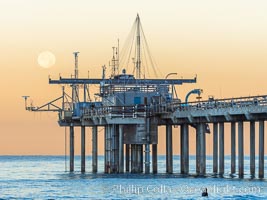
[24,15,266,178]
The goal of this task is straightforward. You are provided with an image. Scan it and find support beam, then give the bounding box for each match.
[81,126,86,173]
[92,126,98,173]
[145,144,150,174]
[136,145,143,173]
[213,123,218,173]
[238,121,244,177]
[131,144,136,173]
[152,144,158,173]
[70,125,74,172]
[119,125,124,173]
[250,121,255,177]
[199,123,206,175]
[166,124,173,173]
[110,125,119,173]
[126,144,130,172]
[259,120,265,178]
[141,145,144,173]
[181,124,189,174]
[219,122,224,175]
[196,125,200,174]
[145,118,150,174]
[105,125,111,173]
[231,122,236,174]
[104,127,108,173]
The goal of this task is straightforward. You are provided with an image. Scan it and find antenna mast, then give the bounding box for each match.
[72,52,79,103]
[110,42,119,77]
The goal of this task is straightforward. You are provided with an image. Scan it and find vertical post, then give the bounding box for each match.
[81,126,86,173]
[181,124,189,174]
[119,125,124,173]
[126,144,130,172]
[136,145,142,173]
[259,120,265,178]
[145,118,150,174]
[131,144,135,173]
[92,126,98,173]
[104,127,107,173]
[166,124,173,173]
[238,121,244,177]
[184,124,189,174]
[199,123,206,175]
[180,124,184,174]
[231,122,236,174]
[196,124,200,174]
[145,144,150,174]
[213,123,218,173]
[250,121,255,177]
[131,144,141,173]
[106,125,111,173]
[115,125,119,173]
[140,145,144,172]
[70,125,74,172]
[219,122,224,175]
[152,144,158,173]
[83,84,86,102]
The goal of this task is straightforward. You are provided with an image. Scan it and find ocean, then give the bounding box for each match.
[0,155,266,199]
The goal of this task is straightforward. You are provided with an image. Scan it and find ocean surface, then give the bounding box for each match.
[0,155,267,199]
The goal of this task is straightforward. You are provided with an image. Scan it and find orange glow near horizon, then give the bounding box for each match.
[1,0,267,155]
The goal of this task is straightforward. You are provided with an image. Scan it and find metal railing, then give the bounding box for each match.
[83,105,150,118]
[80,95,267,119]
[176,95,267,112]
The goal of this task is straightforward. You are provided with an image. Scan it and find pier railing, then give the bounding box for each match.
[80,95,267,119]
[176,95,267,112]
[83,105,149,118]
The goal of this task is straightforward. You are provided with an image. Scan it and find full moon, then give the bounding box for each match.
[37,51,56,68]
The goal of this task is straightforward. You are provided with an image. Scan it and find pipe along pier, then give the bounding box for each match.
[24,15,266,178]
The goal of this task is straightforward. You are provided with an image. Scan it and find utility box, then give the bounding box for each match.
[64,111,72,120]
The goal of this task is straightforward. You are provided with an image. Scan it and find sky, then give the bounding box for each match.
[1,0,267,156]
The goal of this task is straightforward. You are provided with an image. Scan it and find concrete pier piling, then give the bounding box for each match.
[126,144,130,172]
[213,123,218,173]
[118,125,124,173]
[145,144,150,174]
[196,125,200,174]
[166,124,173,173]
[196,123,206,175]
[136,144,143,173]
[105,125,111,173]
[238,121,244,177]
[199,123,206,175]
[81,126,86,173]
[131,144,140,173]
[219,122,224,175]
[250,121,255,176]
[152,144,157,173]
[259,120,265,178]
[70,125,74,172]
[141,145,144,173]
[92,126,98,173]
[110,125,119,173]
[181,124,189,174]
[69,120,264,176]
[104,127,107,173]
[231,122,236,174]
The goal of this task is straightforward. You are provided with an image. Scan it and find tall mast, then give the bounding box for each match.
[72,52,79,103]
[136,14,141,79]
[74,52,79,79]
